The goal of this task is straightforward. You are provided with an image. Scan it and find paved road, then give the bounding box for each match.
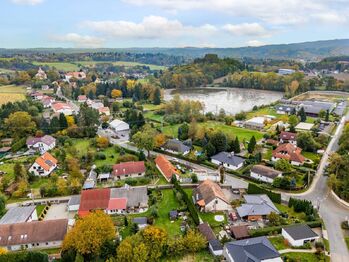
[283,112,349,262]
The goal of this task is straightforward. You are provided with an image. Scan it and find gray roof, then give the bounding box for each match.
[297,100,335,115]
[68,195,81,206]
[251,165,282,179]
[110,186,148,208]
[237,194,280,218]
[133,217,147,225]
[283,224,318,240]
[82,180,95,190]
[26,135,56,147]
[209,239,223,251]
[162,139,191,153]
[225,236,280,262]
[211,152,244,167]
[0,206,36,225]
[275,104,296,113]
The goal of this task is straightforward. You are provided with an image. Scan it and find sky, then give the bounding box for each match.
[1,0,349,48]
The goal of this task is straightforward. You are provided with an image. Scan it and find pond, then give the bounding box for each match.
[164,87,284,115]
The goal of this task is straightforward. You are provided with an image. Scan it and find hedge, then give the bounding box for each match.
[0,251,48,262]
[249,220,322,237]
[247,183,281,204]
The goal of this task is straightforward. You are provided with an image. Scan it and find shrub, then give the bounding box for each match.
[95,152,106,160]
[0,251,48,262]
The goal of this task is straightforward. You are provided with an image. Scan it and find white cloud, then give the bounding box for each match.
[122,0,348,26]
[246,40,266,47]
[312,12,347,24]
[50,33,104,48]
[83,16,217,39]
[11,0,44,5]
[223,23,270,37]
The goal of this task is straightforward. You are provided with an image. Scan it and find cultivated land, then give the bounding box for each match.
[0,85,26,105]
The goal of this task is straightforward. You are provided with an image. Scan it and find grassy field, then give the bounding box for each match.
[144,111,164,122]
[161,251,214,262]
[162,121,264,141]
[282,252,330,262]
[269,236,288,250]
[246,106,285,120]
[0,85,26,105]
[32,61,80,71]
[141,103,164,111]
[302,151,320,162]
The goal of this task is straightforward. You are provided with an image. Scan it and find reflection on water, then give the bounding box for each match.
[164,87,284,115]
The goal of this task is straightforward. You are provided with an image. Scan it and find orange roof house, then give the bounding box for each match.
[272,143,305,165]
[155,155,179,182]
[29,152,58,177]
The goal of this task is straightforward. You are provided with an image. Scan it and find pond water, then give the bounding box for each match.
[164,87,284,115]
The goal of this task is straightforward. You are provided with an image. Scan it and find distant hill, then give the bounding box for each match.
[1,39,349,61]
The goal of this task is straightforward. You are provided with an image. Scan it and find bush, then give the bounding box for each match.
[11,137,26,152]
[247,183,281,204]
[95,152,106,160]
[0,251,48,262]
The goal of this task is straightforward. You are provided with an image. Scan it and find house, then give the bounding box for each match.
[78,186,148,216]
[161,139,191,155]
[41,85,50,90]
[109,119,130,139]
[77,95,87,103]
[295,122,314,132]
[211,152,244,171]
[250,165,282,184]
[99,107,110,116]
[29,152,58,177]
[67,195,81,212]
[295,101,335,117]
[51,102,73,116]
[279,131,297,145]
[236,194,280,221]
[26,135,56,154]
[198,222,223,256]
[169,210,178,221]
[65,71,86,81]
[193,180,230,212]
[97,173,111,182]
[0,147,11,158]
[155,155,179,182]
[90,102,104,110]
[41,96,55,108]
[132,217,148,229]
[275,104,296,115]
[0,138,13,147]
[0,219,68,251]
[230,225,249,240]
[35,67,47,80]
[82,169,97,190]
[272,143,305,166]
[282,224,319,247]
[30,91,44,100]
[223,236,282,262]
[112,161,146,180]
[0,206,38,225]
[244,117,267,130]
[278,68,295,75]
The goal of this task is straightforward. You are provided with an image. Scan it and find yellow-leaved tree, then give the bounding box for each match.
[62,211,116,256]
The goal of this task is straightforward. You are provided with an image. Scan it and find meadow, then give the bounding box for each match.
[0,85,26,105]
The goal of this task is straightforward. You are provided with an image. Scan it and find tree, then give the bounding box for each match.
[298,107,307,122]
[297,132,319,152]
[205,142,216,157]
[4,111,36,138]
[14,163,27,182]
[288,114,299,127]
[153,88,161,105]
[154,133,166,148]
[210,131,227,153]
[132,125,156,157]
[182,230,207,253]
[59,113,68,129]
[96,136,109,148]
[178,123,189,141]
[232,137,240,153]
[141,226,168,261]
[325,109,330,122]
[116,238,134,262]
[62,211,116,257]
[247,136,256,154]
[275,159,292,172]
[188,119,198,140]
[327,174,338,190]
[267,212,282,226]
[111,89,122,98]
[0,193,6,216]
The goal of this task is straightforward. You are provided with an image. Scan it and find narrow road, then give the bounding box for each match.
[283,112,349,262]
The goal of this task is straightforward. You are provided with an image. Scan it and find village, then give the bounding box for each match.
[0,63,347,262]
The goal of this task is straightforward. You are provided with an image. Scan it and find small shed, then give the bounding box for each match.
[282,224,319,247]
[132,217,148,229]
[68,195,81,212]
[230,225,250,240]
[169,210,178,221]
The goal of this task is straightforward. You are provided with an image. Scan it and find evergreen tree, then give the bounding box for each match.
[88,90,95,100]
[49,116,60,134]
[59,113,68,129]
[299,107,307,122]
[153,88,161,105]
[178,123,189,140]
[248,136,256,154]
[325,109,330,122]
[233,137,241,153]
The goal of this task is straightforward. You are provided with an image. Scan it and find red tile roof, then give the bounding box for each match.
[272,143,305,163]
[155,155,179,181]
[35,152,58,171]
[280,131,297,141]
[107,198,127,210]
[78,188,111,216]
[112,161,146,177]
[52,102,72,112]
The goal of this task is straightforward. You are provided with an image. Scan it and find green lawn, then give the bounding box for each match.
[36,205,46,217]
[161,250,215,262]
[302,151,320,162]
[144,111,165,122]
[94,147,121,167]
[0,85,26,93]
[274,203,307,222]
[282,252,330,262]
[141,103,164,111]
[200,211,227,228]
[269,236,288,250]
[246,106,285,119]
[32,61,80,71]
[69,139,94,157]
[162,121,263,141]
[76,61,166,70]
